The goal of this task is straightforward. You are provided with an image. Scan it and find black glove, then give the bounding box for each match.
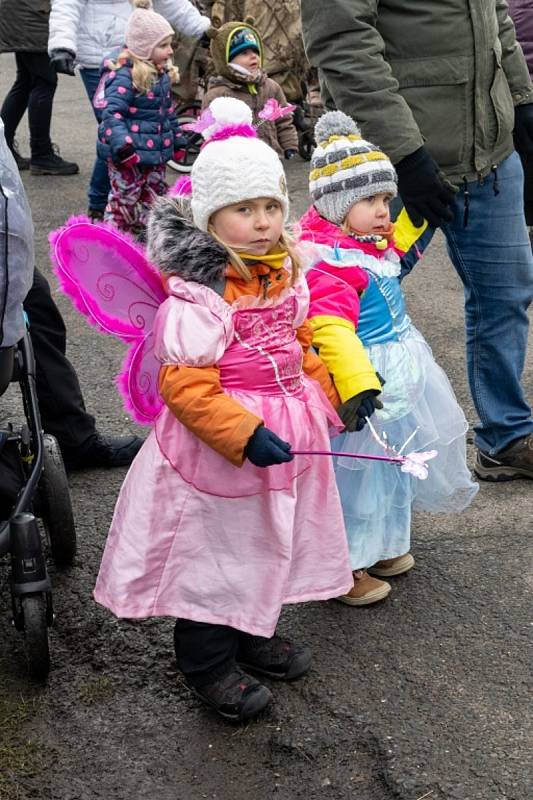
[514,103,533,158]
[284,149,298,160]
[49,48,76,76]
[396,146,456,228]
[244,425,294,467]
[338,391,383,433]
[199,25,218,48]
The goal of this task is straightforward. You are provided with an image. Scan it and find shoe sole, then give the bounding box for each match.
[30,166,79,175]
[335,583,391,606]
[189,684,273,722]
[474,464,533,482]
[238,651,312,682]
[368,553,415,577]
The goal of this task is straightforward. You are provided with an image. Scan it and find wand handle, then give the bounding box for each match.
[290,449,404,464]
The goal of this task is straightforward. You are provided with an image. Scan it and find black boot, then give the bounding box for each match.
[30,144,79,175]
[237,635,312,681]
[9,140,30,170]
[190,664,272,722]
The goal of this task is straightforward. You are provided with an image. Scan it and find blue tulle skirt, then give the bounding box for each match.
[333,325,479,570]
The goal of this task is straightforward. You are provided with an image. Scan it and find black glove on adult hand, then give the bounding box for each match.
[199,25,218,48]
[244,425,294,467]
[284,149,298,160]
[49,48,76,76]
[338,391,383,433]
[514,103,533,157]
[396,146,456,229]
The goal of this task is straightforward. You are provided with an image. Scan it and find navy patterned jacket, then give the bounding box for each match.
[97,59,182,166]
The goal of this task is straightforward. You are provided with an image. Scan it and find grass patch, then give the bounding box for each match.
[0,661,44,800]
[79,675,112,706]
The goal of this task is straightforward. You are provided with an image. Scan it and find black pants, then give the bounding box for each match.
[0,52,57,158]
[24,269,96,453]
[174,620,265,687]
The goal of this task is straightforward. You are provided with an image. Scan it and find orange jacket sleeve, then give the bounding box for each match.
[159,364,263,467]
[296,320,341,409]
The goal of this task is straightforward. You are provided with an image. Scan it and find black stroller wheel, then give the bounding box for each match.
[167,120,202,173]
[39,434,76,567]
[21,593,50,681]
[168,101,203,174]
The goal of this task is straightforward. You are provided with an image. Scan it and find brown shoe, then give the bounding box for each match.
[336,570,391,606]
[368,552,415,577]
[475,434,533,482]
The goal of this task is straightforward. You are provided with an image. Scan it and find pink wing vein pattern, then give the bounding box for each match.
[49,216,166,424]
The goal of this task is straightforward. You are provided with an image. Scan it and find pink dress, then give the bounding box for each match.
[94,272,353,638]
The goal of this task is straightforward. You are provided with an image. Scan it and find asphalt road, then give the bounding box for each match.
[0,54,532,800]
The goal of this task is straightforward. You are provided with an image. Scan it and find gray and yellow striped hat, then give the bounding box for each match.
[309,110,397,225]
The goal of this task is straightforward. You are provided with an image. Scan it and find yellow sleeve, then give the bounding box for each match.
[309,315,381,403]
[393,207,428,254]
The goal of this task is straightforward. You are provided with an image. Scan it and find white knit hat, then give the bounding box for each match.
[190,97,289,232]
[310,110,397,226]
[125,0,174,61]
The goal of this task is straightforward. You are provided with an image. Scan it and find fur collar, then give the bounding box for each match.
[146,197,228,288]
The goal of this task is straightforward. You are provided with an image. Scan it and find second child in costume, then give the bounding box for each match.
[297,111,479,606]
[97,0,183,235]
[202,22,299,160]
[90,99,353,721]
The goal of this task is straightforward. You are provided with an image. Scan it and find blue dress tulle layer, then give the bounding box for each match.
[333,325,479,569]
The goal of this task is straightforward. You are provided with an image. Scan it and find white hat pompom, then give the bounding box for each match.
[209,97,253,128]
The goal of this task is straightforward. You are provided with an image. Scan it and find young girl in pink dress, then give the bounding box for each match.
[92,98,353,722]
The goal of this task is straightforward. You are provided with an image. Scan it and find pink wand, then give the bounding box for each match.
[290,449,404,464]
[291,419,438,480]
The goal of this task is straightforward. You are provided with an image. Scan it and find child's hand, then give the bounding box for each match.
[244,425,294,467]
[114,144,140,168]
[284,149,298,160]
[338,391,383,432]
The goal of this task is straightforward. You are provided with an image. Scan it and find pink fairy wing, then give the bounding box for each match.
[117,332,163,425]
[49,216,166,342]
[49,216,166,424]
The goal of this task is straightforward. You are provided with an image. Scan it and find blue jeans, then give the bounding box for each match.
[79,68,110,211]
[401,151,533,454]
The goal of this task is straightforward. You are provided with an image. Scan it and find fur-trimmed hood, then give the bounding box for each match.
[146,196,228,288]
[209,20,264,83]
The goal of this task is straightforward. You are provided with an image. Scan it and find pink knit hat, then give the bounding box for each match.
[125,0,174,61]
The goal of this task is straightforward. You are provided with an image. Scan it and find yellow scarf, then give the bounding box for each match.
[237,249,288,270]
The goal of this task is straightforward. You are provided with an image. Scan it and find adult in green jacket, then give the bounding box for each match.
[302,0,533,482]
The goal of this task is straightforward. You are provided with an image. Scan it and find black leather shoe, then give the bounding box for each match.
[63,433,144,471]
[9,142,30,170]
[30,144,79,176]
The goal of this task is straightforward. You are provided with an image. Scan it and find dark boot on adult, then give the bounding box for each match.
[30,143,79,175]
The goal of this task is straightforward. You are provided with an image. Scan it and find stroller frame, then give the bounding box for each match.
[0,329,76,681]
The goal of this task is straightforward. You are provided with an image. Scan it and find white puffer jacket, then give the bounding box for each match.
[48,0,210,69]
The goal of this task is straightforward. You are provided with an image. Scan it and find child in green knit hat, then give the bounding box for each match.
[203,21,298,160]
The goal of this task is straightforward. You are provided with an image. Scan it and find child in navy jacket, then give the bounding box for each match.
[97,0,183,235]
